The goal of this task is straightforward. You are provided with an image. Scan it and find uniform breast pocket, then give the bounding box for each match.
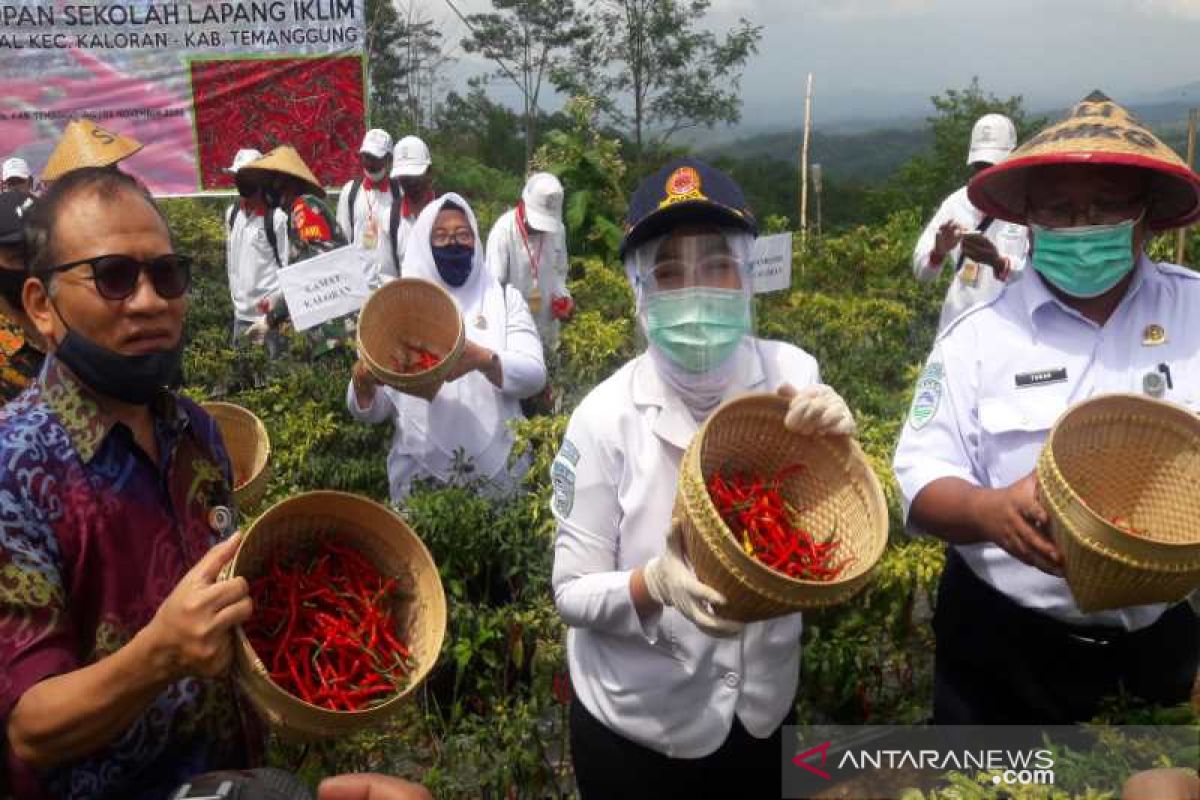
[978,393,1063,489]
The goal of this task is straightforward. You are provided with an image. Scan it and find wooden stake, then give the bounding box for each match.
[800,73,813,249]
[1175,108,1198,265]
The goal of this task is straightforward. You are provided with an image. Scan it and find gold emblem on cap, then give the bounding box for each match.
[658,166,707,210]
[1143,324,1166,346]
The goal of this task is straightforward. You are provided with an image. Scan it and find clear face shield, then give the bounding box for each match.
[627,226,756,374]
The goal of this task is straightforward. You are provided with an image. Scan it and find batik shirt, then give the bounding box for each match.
[0,317,43,404]
[0,357,258,800]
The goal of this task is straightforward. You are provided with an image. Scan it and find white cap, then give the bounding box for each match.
[359,128,393,159]
[224,148,263,174]
[2,157,31,182]
[391,136,431,177]
[967,114,1017,166]
[521,172,564,233]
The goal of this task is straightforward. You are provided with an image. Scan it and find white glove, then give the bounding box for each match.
[642,518,744,638]
[779,383,857,436]
[245,319,270,345]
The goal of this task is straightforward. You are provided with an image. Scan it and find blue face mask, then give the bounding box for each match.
[644,287,749,373]
[1030,218,1137,299]
[432,244,473,287]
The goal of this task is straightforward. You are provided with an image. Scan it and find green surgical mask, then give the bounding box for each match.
[1030,218,1137,298]
[644,287,749,373]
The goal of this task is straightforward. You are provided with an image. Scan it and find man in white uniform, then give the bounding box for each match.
[223,148,288,350]
[894,92,1200,723]
[486,172,574,351]
[389,135,435,269]
[913,114,1029,331]
[336,128,397,289]
[552,158,857,797]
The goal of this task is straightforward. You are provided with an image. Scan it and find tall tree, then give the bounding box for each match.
[364,0,408,124]
[459,0,591,167]
[559,0,761,165]
[365,0,452,132]
[887,78,1045,213]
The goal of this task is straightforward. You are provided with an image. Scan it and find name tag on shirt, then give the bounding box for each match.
[1015,368,1068,389]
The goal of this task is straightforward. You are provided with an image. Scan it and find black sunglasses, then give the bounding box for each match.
[41,253,192,301]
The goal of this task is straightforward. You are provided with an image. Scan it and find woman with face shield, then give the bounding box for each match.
[550,159,857,797]
[347,193,548,501]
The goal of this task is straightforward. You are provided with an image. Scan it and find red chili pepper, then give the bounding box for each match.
[243,537,416,711]
[707,464,851,583]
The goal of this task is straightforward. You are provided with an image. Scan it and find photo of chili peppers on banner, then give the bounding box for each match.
[190,55,364,191]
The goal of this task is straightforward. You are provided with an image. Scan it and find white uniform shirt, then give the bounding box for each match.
[346,284,546,501]
[225,204,288,322]
[913,186,1030,332]
[391,205,419,279]
[485,208,571,349]
[551,338,819,758]
[336,178,396,288]
[894,255,1200,631]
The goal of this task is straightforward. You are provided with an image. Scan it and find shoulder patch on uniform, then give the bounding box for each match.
[551,439,579,516]
[908,362,944,430]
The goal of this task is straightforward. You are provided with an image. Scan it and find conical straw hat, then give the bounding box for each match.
[969,91,1200,231]
[42,119,143,181]
[238,146,325,198]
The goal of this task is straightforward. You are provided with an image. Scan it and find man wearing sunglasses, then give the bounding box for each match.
[0,190,45,402]
[894,92,1200,723]
[0,167,260,799]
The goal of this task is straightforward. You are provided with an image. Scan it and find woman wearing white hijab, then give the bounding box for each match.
[347,192,547,501]
[550,159,857,798]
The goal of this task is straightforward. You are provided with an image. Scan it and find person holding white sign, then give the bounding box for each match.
[335,129,397,289]
[550,158,856,798]
[485,172,574,351]
[347,193,547,501]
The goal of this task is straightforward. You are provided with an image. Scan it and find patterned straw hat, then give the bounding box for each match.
[968,91,1200,231]
[238,145,325,198]
[42,119,143,181]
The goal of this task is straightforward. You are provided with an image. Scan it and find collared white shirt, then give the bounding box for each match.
[346,284,546,502]
[336,178,397,289]
[225,204,288,322]
[551,338,819,758]
[894,255,1200,630]
[913,186,1030,331]
[485,208,571,349]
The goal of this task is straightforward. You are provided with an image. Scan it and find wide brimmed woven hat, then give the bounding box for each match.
[42,119,143,181]
[968,91,1200,231]
[239,146,325,198]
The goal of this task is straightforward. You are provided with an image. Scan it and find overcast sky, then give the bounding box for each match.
[429,0,1200,132]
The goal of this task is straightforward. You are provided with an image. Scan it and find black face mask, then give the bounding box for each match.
[51,300,183,404]
[0,269,26,309]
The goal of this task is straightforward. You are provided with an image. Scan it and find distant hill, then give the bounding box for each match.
[699,100,1196,186]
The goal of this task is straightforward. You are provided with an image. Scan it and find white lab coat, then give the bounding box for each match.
[347,193,547,501]
[551,337,818,758]
[913,186,1029,331]
[893,255,1200,630]
[225,204,288,323]
[335,177,396,288]
[485,208,571,350]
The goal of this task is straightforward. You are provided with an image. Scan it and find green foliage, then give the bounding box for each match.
[532,97,629,260]
[880,78,1047,216]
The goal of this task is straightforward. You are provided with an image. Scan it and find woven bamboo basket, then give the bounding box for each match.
[675,392,889,622]
[229,491,447,740]
[357,278,465,402]
[1036,393,1200,612]
[201,401,270,511]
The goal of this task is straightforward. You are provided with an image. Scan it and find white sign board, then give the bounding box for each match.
[277,246,370,331]
[749,232,793,294]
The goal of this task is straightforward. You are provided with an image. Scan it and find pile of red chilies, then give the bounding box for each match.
[391,346,440,374]
[707,464,850,582]
[243,540,413,711]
